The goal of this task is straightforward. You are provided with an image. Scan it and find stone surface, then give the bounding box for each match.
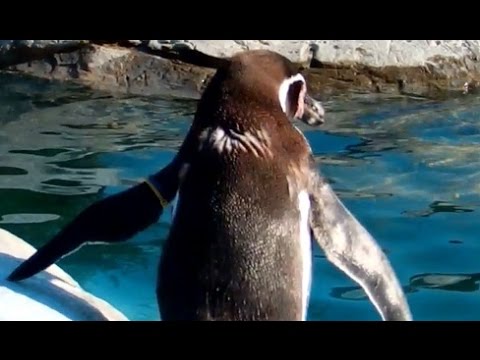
[1,40,480,99]
[6,44,215,99]
[155,40,480,97]
[148,40,314,66]
[0,40,88,68]
[306,40,480,97]
[0,227,128,321]
[310,40,480,68]
[0,40,88,52]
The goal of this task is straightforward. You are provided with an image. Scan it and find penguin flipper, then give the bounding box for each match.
[7,159,181,282]
[307,170,413,321]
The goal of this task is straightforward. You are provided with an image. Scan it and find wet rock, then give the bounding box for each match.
[5,44,215,100]
[152,40,480,98]
[0,227,128,321]
[0,40,88,68]
[306,40,480,98]
[1,40,480,99]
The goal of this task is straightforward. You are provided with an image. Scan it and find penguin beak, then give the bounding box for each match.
[300,94,325,126]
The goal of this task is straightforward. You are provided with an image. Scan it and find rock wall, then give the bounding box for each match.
[1,40,480,99]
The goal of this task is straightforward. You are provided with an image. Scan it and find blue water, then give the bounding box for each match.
[1,73,480,321]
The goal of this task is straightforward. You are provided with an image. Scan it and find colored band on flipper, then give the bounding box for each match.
[144,178,169,208]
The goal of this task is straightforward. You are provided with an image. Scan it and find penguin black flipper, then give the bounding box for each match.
[7,157,181,282]
[307,168,413,321]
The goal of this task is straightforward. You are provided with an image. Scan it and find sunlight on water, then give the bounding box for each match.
[1,73,480,320]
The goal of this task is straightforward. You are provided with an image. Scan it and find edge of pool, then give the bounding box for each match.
[0,227,129,321]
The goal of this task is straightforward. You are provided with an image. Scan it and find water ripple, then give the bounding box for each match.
[2,74,480,320]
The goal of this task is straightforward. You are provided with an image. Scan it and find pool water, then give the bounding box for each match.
[1,73,480,321]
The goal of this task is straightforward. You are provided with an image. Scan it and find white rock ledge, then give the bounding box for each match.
[0,227,128,321]
[2,40,480,99]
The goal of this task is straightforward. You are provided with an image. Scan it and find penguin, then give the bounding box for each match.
[6,52,324,286]
[7,49,412,321]
[155,50,411,321]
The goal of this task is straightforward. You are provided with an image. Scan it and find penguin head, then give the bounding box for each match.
[197,50,325,127]
[275,65,325,127]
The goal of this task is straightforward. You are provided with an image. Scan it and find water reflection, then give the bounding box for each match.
[2,74,480,320]
[0,78,195,197]
[0,166,28,175]
[402,200,477,218]
[410,273,480,292]
[331,271,480,302]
